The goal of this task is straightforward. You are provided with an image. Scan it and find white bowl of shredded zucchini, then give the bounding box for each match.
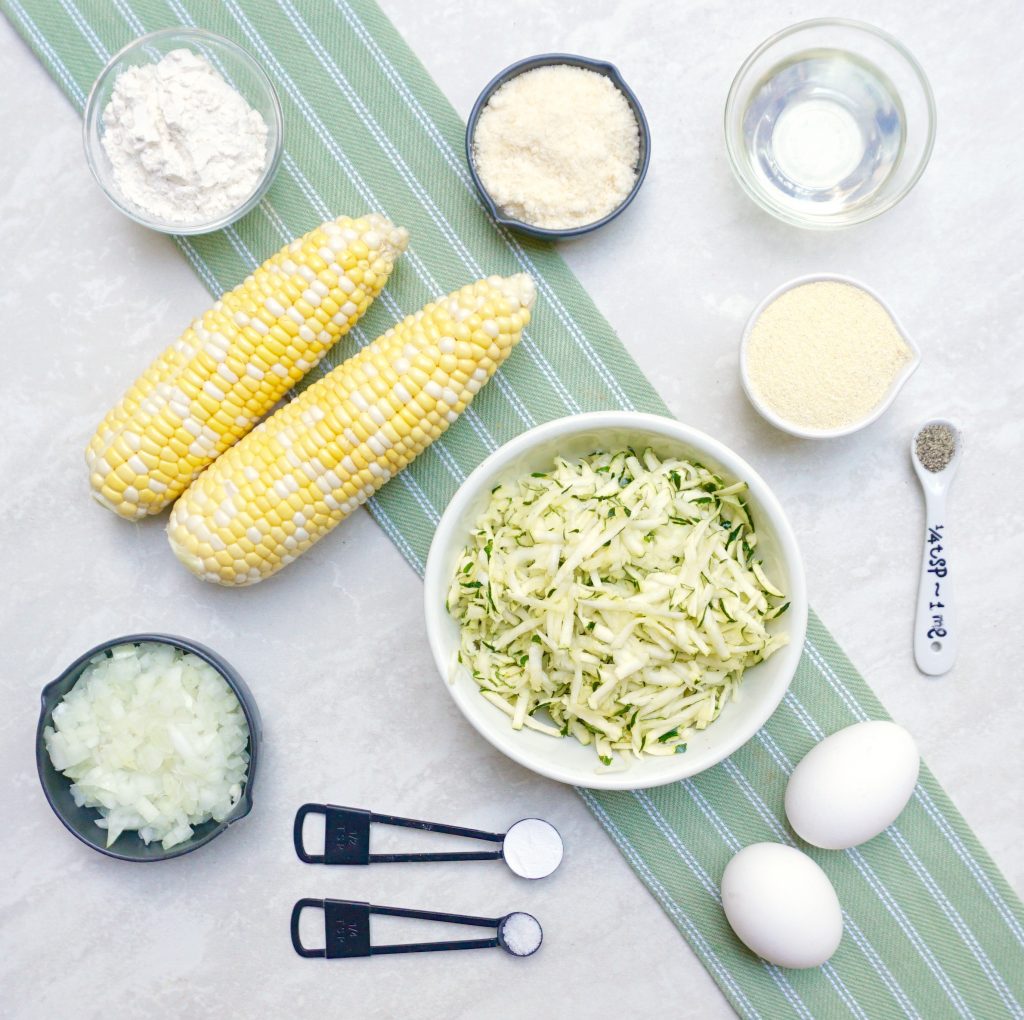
[424,413,806,790]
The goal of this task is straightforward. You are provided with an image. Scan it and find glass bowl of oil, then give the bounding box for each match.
[725,19,935,229]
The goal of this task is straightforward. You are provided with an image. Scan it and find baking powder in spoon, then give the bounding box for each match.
[502,818,564,879]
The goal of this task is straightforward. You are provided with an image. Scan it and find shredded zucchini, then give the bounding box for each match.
[447,448,789,767]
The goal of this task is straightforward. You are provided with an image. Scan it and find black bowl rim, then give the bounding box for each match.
[465,52,652,240]
[36,633,261,863]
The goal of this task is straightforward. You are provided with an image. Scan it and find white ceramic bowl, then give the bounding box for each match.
[739,273,921,439]
[423,412,807,790]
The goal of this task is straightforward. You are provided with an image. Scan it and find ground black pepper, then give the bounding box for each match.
[915,423,956,472]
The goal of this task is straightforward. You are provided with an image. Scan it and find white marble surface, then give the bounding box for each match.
[1,2,1021,1017]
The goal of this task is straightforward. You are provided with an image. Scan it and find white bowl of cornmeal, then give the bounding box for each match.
[739,274,920,439]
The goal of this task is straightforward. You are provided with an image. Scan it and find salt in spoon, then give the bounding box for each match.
[911,419,962,676]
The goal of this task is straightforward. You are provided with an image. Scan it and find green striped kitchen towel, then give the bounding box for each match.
[5,1,1022,1016]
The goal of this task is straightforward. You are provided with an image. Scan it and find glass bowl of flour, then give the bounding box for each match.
[83,28,283,235]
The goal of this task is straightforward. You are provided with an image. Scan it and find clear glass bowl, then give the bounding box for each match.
[83,28,283,235]
[724,19,935,229]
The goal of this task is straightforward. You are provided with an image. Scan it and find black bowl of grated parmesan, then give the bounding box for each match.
[466,53,651,239]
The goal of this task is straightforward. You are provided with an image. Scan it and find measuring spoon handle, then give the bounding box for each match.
[914,490,956,675]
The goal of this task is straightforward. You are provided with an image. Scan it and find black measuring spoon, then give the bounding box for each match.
[293,803,563,879]
[290,898,543,958]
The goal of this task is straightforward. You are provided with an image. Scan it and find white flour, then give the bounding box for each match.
[101,49,269,225]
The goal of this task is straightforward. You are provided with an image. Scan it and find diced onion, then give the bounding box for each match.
[447,449,789,768]
[44,642,250,849]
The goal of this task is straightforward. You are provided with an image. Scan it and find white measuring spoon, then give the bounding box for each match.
[911,419,962,675]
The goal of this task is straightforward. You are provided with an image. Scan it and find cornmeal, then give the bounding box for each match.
[745,281,913,431]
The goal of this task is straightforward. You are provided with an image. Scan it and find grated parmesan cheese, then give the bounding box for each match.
[472,65,639,230]
[745,280,913,431]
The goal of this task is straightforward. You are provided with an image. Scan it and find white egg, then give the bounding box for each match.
[721,843,843,969]
[785,720,919,850]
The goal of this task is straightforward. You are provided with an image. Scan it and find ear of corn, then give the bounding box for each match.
[86,214,409,520]
[167,274,536,586]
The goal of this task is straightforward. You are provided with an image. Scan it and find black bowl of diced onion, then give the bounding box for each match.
[36,634,261,862]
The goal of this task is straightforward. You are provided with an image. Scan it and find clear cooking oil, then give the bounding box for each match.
[743,49,906,216]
